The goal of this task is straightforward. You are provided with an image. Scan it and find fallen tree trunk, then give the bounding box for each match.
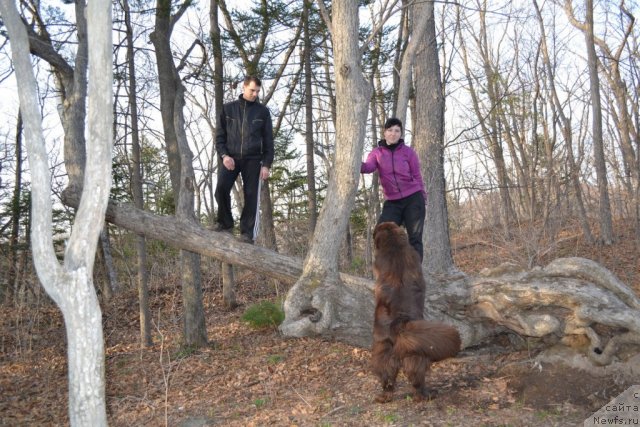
[424,258,640,366]
[63,191,640,365]
[62,190,373,291]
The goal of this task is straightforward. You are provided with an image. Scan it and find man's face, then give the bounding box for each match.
[242,81,261,102]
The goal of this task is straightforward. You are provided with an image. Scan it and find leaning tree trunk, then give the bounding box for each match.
[279,0,374,346]
[61,183,640,366]
[1,0,113,424]
[63,188,640,367]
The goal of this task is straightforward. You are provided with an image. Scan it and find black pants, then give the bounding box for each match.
[378,191,426,260]
[214,157,261,238]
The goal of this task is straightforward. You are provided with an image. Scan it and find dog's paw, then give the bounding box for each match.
[374,391,394,403]
[410,387,437,402]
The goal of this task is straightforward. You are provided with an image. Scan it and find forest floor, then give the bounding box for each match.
[1,221,639,426]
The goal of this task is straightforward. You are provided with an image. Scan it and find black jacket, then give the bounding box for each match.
[215,95,274,167]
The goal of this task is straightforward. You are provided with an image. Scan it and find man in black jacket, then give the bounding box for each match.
[214,76,274,243]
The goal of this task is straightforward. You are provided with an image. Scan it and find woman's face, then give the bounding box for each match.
[384,125,402,145]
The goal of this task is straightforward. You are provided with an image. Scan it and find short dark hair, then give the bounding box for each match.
[244,75,262,87]
[384,117,403,131]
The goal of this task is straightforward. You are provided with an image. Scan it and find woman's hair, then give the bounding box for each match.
[384,117,403,131]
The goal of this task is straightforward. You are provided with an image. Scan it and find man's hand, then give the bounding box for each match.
[222,155,235,170]
[260,166,270,180]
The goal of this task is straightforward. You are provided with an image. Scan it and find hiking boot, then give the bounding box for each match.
[211,223,233,233]
[238,234,254,244]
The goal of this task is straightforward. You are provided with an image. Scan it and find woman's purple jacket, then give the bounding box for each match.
[360,140,427,201]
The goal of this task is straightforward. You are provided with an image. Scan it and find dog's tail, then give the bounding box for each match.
[394,320,461,362]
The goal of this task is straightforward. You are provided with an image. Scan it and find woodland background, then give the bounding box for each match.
[1,0,640,425]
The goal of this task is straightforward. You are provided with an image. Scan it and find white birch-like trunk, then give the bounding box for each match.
[0,0,113,424]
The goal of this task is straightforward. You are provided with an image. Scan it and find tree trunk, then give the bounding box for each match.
[457,4,516,235]
[209,0,240,311]
[533,0,594,244]
[98,227,119,301]
[395,2,428,125]
[412,0,457,276]
[1,0,113,424]
[61,1,89,192]
[279,0,374,346]
[303,0,318,235]
[258,183,278,251]
[175,82,207,346]
[123,0,152,348]
[151,0,207,347]
[61,187,640,365]
[580,0,615,244]
[222,263,237,309]
[6,110,23,298]
[62,190,373,290]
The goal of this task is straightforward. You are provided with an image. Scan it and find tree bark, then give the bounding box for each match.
[533,0,594,244]
[584,0,614,244]
[98,227,119,301]
[222,263,237,309]
[565,0,615,244]
[151,0,207,347]
[1,0,113,424]
[303,0,318,235]
[412,0,457,276]
[6,110,23,298]
[62,191,373,291]
[209,0,240,310]
[123,0,152,348]
[280,0,374,346]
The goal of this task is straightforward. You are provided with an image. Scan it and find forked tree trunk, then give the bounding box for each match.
[1,0,113,424]
[279,0,374,346]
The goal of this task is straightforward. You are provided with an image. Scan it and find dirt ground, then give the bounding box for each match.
[1,223,639,426]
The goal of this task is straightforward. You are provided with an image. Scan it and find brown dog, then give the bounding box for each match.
[370,222,461,403]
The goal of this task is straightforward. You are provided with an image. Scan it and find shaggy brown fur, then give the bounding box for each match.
[370,222,461,403]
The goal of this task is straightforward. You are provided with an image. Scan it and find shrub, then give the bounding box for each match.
[241,300,285,329]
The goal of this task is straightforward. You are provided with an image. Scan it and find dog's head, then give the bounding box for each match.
[373,222,421,284]
[373,222,409,253]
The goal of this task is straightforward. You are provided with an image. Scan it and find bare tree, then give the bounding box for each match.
[7,111,23,296]
[411,0,457,276]
[303,0,319,235]
[456,1,517,236]
[150,0,207,347]
[0,0,113,424]
[121,0,152,347]
[534,0,594,243]
[280,0,374,346]
[565,0,615,244]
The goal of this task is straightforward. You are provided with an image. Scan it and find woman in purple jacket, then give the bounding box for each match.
[361,118,427,260]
